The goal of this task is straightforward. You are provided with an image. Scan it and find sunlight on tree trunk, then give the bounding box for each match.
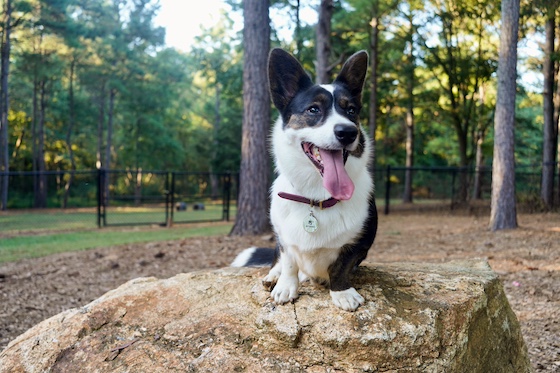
[230,0,271,236]
[490,0,519,231]
[541,16,557,209]
[368,8,379,166]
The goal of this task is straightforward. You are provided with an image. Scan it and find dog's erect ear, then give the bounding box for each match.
[268,48,313,113]
[334,51,369,101]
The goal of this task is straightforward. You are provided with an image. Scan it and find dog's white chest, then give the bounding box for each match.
[270,173,372,252]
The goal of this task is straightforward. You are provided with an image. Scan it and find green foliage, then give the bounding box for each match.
[3,0,547,186]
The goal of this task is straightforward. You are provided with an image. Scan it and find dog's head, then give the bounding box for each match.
[268,48,369,200]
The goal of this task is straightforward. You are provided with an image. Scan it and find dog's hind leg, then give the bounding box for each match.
[328,251,366,311]
[328,196,378,311]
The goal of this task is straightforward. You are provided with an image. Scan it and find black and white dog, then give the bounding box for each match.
[232,48,378,311]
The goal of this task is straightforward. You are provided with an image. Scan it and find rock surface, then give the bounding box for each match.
[0,259,532,372]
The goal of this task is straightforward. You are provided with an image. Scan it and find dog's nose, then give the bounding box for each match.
[334,124,358,146]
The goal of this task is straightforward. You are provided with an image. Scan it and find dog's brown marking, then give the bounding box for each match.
[349,130,365,158]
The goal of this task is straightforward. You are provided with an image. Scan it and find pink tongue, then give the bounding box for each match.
[319,149,354,200]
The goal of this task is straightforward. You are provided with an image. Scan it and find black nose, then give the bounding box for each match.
[334,124,358,146]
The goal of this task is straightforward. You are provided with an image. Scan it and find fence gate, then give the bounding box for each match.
[97,170,235,228]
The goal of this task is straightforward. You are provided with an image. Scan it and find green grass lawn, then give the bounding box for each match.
[0,204,237,233]
[0,223,233,264]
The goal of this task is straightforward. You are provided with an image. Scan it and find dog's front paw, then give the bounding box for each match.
[330,288,365,311]
[271,276,299,304]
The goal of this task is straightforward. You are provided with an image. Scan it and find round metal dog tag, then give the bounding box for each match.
[303,212,318,233]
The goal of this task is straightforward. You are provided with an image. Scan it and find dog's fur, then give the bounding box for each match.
[231,48,377,311]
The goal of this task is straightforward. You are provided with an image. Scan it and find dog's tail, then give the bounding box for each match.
[230,247,275,267]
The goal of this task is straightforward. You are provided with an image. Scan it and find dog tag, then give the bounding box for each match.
[303,212,318,233]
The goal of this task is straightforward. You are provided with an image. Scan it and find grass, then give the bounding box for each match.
[0,223,233,264]
[0,204,237,233]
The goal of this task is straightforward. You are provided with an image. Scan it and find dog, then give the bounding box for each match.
[231,48,378,311]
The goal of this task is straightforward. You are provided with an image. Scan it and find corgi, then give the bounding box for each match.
[231,48,377,311]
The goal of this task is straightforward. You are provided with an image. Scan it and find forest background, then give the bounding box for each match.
[0,0,558,211]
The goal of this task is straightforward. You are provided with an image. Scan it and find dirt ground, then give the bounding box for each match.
[0,211,559,371]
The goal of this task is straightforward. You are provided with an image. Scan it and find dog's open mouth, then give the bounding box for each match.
[302,142,355,200]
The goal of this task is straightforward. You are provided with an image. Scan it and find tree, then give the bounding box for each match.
[0,0,13,210]
[230,0,271,236]
[418,0,500,201]
[402,6,416,203]
[540,3,559,209]
[316,0,333,84]
[490,0,520,231]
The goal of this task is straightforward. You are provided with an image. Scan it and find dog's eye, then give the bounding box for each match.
[346,107,356,116]
[307,106,320,115]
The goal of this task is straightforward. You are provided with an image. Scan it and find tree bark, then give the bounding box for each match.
[0,0,12,211]
[541,15,556,209]
[63,57,77,209]
[403,14,415,204]
[294,0,303,59]
[490,0,519,231]
[369,3,379,167]
[105,87,115,205]
[473,85,487,200]
[35,79,47,208]
[316,0,333,84]
[230,0,271,236]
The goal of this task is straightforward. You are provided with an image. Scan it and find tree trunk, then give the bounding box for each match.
[96,82,106,206]
[369,2,379,167]
[0,0,12,211]
[316,0,333,84]
[210,83,221,199]
[230,0,271,236]
[473,85,487,200]
[134,168,142,207]
[555,37,560,206]
[105,87,115,205]
[294,0,303,59]
[35,80,47,208]
[96,82,106,170]
[63,57,77,209]
[490,0,519,231]
[403,14,415,204]
[541,15,556,209]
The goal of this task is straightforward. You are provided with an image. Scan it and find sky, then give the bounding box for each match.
[154,1,541,90]
[154,0,318,52]
[155,0,233,52]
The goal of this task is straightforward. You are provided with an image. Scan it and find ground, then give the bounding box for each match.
[0,212,558,371]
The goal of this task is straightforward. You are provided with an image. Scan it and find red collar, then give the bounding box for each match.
[278,192,339,209]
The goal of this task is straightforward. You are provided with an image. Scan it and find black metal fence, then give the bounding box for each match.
[0,170,237,232]
[0,165,556,234]
[375,164,555,214]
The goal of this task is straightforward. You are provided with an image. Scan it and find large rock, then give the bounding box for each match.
[0,260,532,372]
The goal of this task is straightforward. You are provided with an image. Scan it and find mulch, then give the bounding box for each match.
[0,212,558,371]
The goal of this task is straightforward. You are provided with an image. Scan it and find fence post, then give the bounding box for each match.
[384,165,391,215]
[164,172,172,227]
[97,169,103,228]
[223,172,231,221]
[169,172,175,226]
[450,168,457,210]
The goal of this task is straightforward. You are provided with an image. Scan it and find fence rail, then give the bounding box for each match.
[0,164,557,234]
[0,170,238,233]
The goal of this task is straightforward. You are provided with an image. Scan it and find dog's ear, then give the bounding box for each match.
[268,48,313,112]
[334,51,369,101]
